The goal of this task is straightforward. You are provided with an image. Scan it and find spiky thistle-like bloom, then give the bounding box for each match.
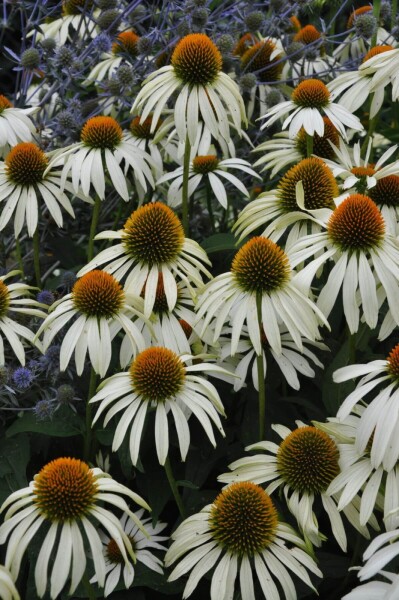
[131,33,247,146]
[0,458,150,599]
[165,482,322,599]
[77,202,211,318]
[196,236,329,357]
[35,270,146,377]
[90,347,228,465]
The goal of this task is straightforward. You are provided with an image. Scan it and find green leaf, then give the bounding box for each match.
[176,479,199,490]
[0,434,30,503]
[6,406,84,438]
[201,233,237,254]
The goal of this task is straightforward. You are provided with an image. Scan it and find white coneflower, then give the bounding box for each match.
[47,115,155,202]
[157,154,260,209]
[219,424,369,551]
[131,33,247,145]
[0,95,37,156]
[288,193,399,334]
[165,481,322,599]
[196,236,329,357]
[329,46,396,119]
[0,457,150,599]
[253,118,340,177]
[259,78,363,141]
[0,141,88,237]
[343,573,399,600]
[36,270,146,377]
[84,31,140,85]
[333,342,399,475]
[0,565,20,599]
[0,270,47,365]
[90,347,227,466]
[219,325,326,391]
[31,0,99,45]
[233,157,340,244]
[77,202,211,318]
[90,509,167,597]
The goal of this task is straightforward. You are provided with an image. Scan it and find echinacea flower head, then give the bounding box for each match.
[0,141,84,237]
[91,347,227,465]
[90,509,167,597]
[219,425,366,551]
[240,39,283,83]
[131,33,247,145]
[49,115,155,201]
[36,270,146,377]
[294,25,322,46]
[333,343,399,474]
[288,192,399,334]
[196,236,328,357]
[112,31,140,56]
[234,157,339,243]
[260,78,363,140]
[318,410,399,531]
[0,565,20,600]
[0,95,37,154]
[368,174,399,234]
[166,481,322,600]
[0,270,46,365]
[78,202,211,318]
[0,457,150,599]
[253,118,340,177]
[157,153,260,209]
[62,0,93,15]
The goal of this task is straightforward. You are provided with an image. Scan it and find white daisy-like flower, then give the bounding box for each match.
[47,115,155,202]
[0,141,89,237]
[329,46,396,119]
[196,235,329,357]
[219,325,326,391]
[358,529,399,582]
[233,157,340,245]
[332,342,399,475]
[323,138,399,191]
[0,95,37,156]
[252,118,341,177]
[35,270,146,377]
[0,270,47,365]
[90,509,168,597]
[119,277,204,364]
[0,457,150,599]
[259,78,363,141]
[316,411,399,531]
[90,346,227,466]
[219,424,370,551]
[30,0,100,45]
[77,202,212,318]
[238,38,284,120]
[282,25,337,83]
[288,193,399,334]
[165,481,322,600]
[157,153,260,209]
[128,115,166,178]
[343,572,399,600]
[0,565,20,600]
[131,33,247,146]
[84,31,140,85]
[359,47,399,102]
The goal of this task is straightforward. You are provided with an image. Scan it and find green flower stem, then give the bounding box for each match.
[87,196,101,262]
[371,0,382,46]
[33,229,41,288]
[164,456,186,520]
[84,368,98,463]
[81,573,97,599]
[206,180,216,233]
[182,134,191,236]
[15,237,24,277]
[256,293,266,441]
[361,104,379,157]
[306,133,313,158]
[392,0,398,28]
